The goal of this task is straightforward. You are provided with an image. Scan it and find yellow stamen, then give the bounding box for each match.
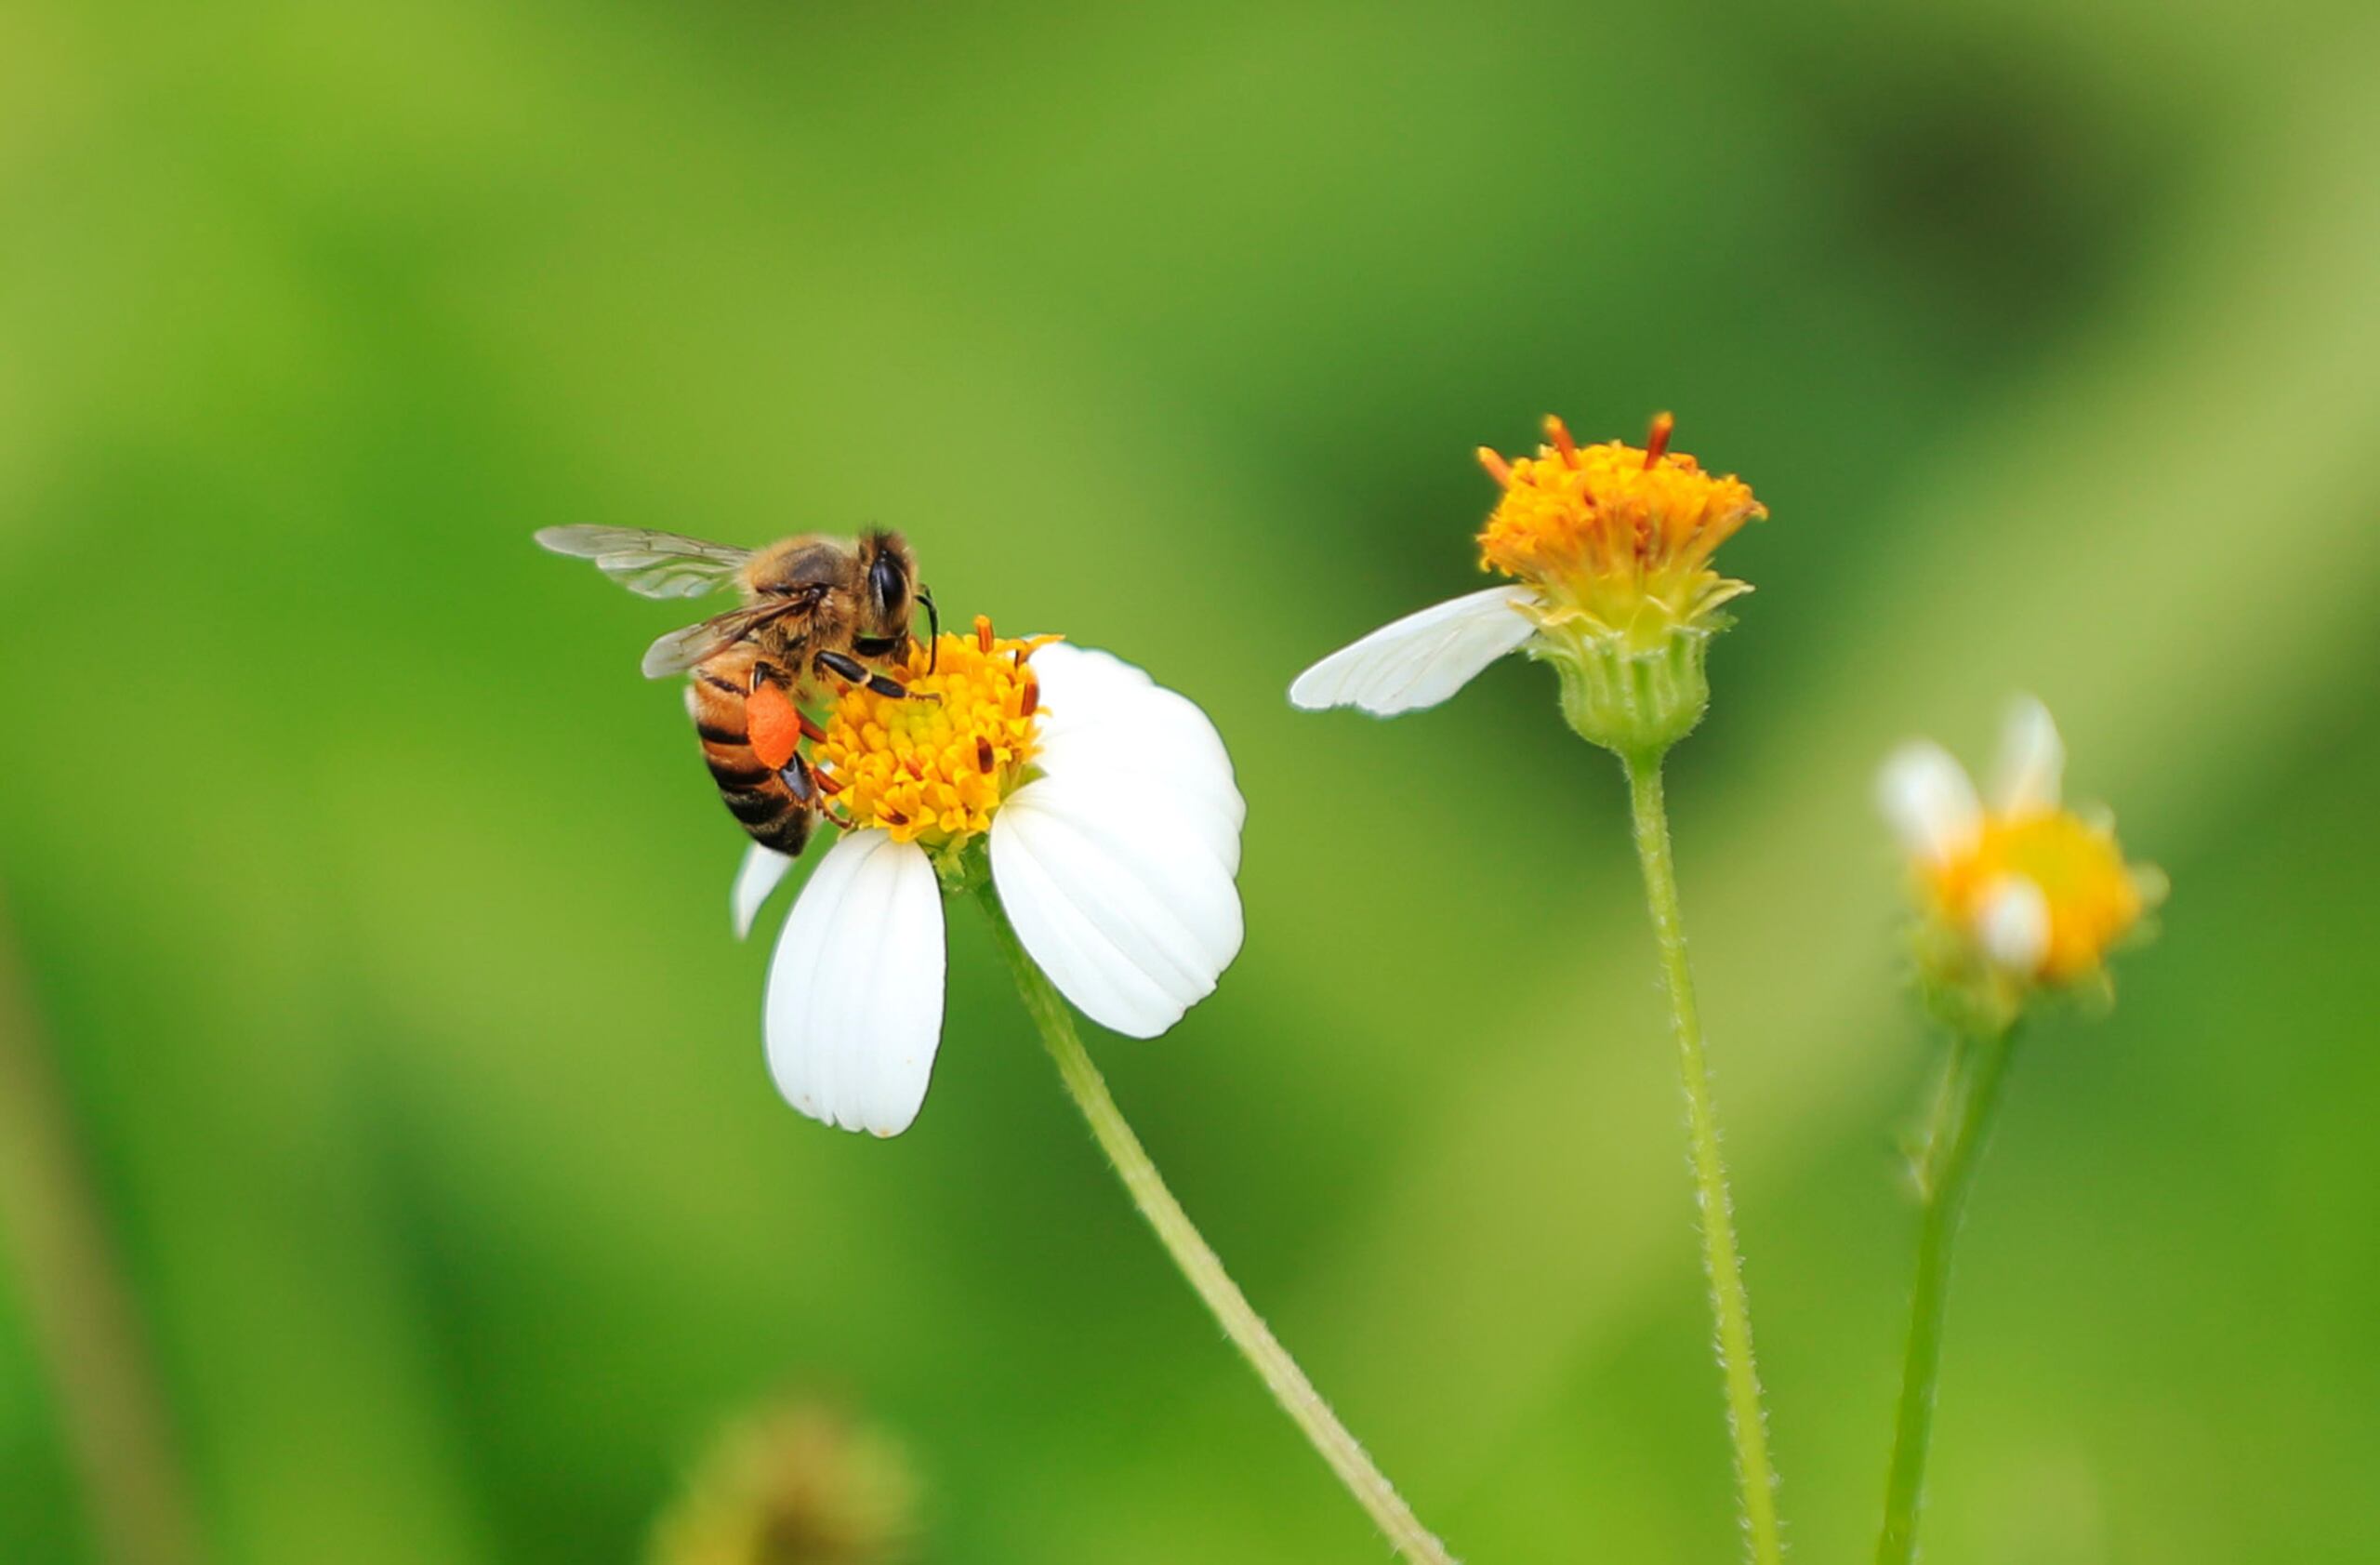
[1643,409,1674,466]
[1927,810,2145,983]
[1546,415,1580,464]
[1476,413,1765,647]
[812,621,1055,848]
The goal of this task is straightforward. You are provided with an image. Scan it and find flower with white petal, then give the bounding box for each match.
[1291,412,1768,756]
[737,617,1245,1136]
[1880,696,2162,1019]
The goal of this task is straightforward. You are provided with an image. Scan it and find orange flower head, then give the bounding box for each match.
[1476,413,1766,650]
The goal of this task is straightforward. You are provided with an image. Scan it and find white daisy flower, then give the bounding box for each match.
[735,617,1245,1136]
[1291,413,1766,754]
[1878,695,2158,988]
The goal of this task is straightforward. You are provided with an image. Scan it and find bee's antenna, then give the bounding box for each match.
[919,587,941,672]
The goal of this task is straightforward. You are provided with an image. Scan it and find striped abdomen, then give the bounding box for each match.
[684,648,817,855]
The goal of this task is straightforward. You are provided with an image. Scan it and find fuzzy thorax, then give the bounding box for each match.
[813,617,1051,852]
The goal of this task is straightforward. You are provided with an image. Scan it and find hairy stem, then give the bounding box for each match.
[1622,753,1785,1565]
[1875,1028,2015,1565]
[973,881,1458,1565]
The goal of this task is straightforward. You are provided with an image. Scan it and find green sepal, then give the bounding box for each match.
[1535,622,1715,763]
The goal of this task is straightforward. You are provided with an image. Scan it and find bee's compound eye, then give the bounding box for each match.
[868,550,908,617]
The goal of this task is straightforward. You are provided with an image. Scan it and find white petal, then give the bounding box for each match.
[1990,694,2065,816]
[1975,874,2051,975]
[763,831,946,1136]
[1287,587,1538,716]
[732,844,798,940]
[1878,741,1984,868]
[988,772,1244,1039]
[1028,643,1246,874]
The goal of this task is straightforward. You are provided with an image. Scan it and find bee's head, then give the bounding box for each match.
[856,530,932,646]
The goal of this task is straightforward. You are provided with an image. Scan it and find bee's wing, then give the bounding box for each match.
[535,525,753,600]
[639,598,815,680]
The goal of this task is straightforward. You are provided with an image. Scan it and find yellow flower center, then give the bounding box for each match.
[812,617,1051,849]
[1475,413,1767,646]
[1929,809,2144,983]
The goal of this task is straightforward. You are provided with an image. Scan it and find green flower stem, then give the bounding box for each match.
[972,882,1458,1565]
[1621,753,1784,1565]
[1875,1028,2015,1565]
[0,894,203,1565]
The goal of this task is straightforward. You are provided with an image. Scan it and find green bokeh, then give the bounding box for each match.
[4,1,2376,1560]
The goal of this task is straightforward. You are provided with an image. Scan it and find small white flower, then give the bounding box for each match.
[1289,416,1767,748]
[1878,695,2153,988]
[739,631,1245,1136]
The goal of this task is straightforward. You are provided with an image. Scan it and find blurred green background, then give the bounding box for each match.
[5,1,2377,1560]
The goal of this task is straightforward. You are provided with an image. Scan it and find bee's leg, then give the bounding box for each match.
[778,752,815,804]
[814,648,926,701]
[809,760,851,829]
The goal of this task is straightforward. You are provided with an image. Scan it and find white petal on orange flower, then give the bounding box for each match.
[1990,695,2066,817]
[1287,587,1538,716]
[1976,874,2052,975]
[1879,741,1984,868]
[732,844,799,940]
[988,770,1244,1040]
[764,831,945,1136]
[1029,643,1245,873]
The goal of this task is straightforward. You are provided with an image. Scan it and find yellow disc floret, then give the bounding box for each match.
[1929,809,2146,985]
[813,617,1052,850]
[1477,413,1766,646]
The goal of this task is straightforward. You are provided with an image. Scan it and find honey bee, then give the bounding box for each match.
[536,525,938,855]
